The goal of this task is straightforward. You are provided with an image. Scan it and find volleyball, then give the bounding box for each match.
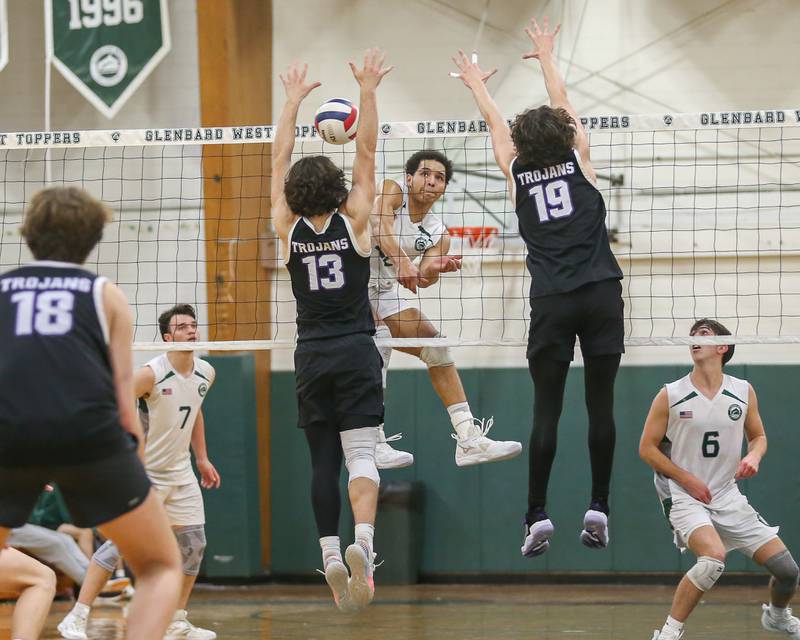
[314,98,359,145]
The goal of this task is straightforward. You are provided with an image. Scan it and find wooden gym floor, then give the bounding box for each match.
[0,583,784,639]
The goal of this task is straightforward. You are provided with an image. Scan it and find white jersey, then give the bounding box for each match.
[141,354,215,486]
[655,373,749,505]
[369,185,447,290]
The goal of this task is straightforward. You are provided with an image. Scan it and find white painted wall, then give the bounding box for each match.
[272,0,800,124]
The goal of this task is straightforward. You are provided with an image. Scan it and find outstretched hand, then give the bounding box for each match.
[349,47,394,91]
[522,16,561,60]
[427,255,463,275]
[279,62,321,103]
[450,50,497,89]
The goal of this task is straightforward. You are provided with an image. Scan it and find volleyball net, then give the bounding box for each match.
[0,108,799,351]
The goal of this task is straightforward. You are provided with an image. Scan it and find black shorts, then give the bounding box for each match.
[0,447,151,529]
[528,278,625,362]
[294,332,384,431]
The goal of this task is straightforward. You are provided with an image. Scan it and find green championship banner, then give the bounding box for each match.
[46,0,171,118]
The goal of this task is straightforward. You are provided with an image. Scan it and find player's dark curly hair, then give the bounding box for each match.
[159,304,196,340]
[690,318,735,365]
[284,156,349,218]
[405,150,453,184]
[511,106,576,169]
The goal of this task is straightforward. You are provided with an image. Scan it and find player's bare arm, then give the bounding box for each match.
[190,410,221,490]
[736,384,767,479]
[640,388,712,504]
[373,179,428,293]
[103,281,145,459]
[133,365,156,400]
[418,233,462,288]
[342,48,393,254]
[522,16,596,183]
[271,62,322,249]
[450,50,514,186]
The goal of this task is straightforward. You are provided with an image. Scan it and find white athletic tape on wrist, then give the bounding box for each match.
[686,556,725,591]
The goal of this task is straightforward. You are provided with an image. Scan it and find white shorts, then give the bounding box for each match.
[369,282,412,320]
[666,489,779,558]
[152,480,205,527]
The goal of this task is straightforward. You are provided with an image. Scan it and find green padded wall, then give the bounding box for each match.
[199,353,263,577]
[270,364,800,576]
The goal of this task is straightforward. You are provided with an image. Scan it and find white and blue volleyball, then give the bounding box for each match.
[314,98,359,145]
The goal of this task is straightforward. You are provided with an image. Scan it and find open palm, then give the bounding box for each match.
[522,16,561,60]
[279,62,321,103]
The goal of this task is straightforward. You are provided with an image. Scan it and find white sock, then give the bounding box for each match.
[374,325,392,389]
[354,523,375,555]
[320,535,342,568]
[660,616,684,638]
[377,424,386,442]
[72,602,91,618]
[173,609,187,622]
[770,603,791,619]
[447,402,473,438]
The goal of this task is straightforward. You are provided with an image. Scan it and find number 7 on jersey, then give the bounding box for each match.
[178,406,191,430]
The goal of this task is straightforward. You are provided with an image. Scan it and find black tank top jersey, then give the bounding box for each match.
[511,150,623,298]
[286,212,375,341]
[0,262,131,465]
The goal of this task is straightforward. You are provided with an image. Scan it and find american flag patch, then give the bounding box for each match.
[163,388,172,395]
[679,410,692,419]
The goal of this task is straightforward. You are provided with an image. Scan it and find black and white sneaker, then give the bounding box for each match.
[580,500,610,549]
[521,510,554,558]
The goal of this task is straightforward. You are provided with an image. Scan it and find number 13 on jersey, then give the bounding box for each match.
[301,254,345,291]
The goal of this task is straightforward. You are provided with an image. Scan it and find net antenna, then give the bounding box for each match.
[43,0,54,186]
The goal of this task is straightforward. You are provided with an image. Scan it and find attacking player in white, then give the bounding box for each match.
[59,304,221,640]
[640,318,800,640]
[370,149,522,469]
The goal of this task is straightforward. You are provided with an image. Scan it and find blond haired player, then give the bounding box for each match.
[641,319,800,640]
[59,304,220,640]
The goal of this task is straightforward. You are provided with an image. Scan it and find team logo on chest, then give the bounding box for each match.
[728,403,742,420]
[198,383,208,398]
[414,225,433,252]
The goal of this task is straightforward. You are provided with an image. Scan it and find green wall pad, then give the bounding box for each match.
[199,353,263,577]
[271,365,800,577]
